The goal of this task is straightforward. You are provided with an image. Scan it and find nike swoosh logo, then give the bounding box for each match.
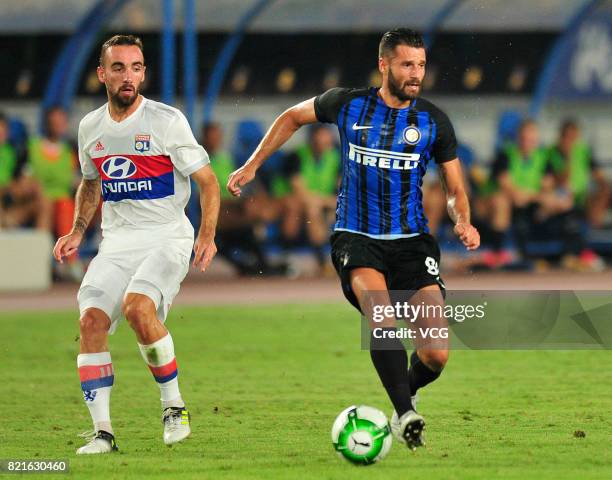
[352,123,373,130]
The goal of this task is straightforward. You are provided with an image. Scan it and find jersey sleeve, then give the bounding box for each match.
[165,111,210,177]
[432,111,457,164]
[314,88,351,124]
[77,122,99,180]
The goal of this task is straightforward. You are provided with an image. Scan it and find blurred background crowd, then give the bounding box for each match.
[1,0,611,284]
[2,105,610,280]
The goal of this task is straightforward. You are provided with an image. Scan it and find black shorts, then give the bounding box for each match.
[330,231,446,312]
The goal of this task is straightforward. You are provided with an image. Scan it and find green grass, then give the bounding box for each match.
[1,303,611,479]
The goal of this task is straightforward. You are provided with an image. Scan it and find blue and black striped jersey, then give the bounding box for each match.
[314,87,457,239]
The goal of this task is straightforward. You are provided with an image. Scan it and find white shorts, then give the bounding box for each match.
[77,243,190,334]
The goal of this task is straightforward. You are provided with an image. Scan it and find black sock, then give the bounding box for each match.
[408,350,442,393]
[369,329,413,416]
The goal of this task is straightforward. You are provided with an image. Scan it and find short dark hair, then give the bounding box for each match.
[379,28,425,58]
[560,118,580,135]
[99,34,144,66]
[202,121,221,135]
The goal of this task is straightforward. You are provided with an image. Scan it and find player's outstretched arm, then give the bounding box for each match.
[191,165,220,272]
[52,178,101,263]
[438,159,480,251]
[226,97,318,197]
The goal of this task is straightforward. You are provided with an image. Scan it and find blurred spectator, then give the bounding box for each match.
[0,112,49,230]
[232,119,301,259]
[27,106,82,279]
[27,106,78,237]
[492,119,595,268]
[282,124,340,273]
[547,119,610,228]
[203,122,286,275]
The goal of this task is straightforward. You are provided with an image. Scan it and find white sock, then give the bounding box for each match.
[138,333,184,409]
[77,352,114,435]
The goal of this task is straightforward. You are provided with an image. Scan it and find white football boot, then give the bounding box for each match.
[162,406,191,445]
[76,430,118,455]
[391,406,425,451]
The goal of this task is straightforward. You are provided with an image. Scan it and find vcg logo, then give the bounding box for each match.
[101,156,137,179]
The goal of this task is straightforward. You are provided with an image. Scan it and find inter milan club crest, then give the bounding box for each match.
[135,134,151,152]
[402,126,421,145]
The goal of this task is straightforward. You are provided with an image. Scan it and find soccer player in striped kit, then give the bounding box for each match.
[53,35,220,454]
[228,29,480,450]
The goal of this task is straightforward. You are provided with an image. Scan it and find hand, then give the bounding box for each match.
[192,235,217,272]
[227,164,256,197]
[453,222,480,251]
[53,231,83,264]
[512,190,534,208]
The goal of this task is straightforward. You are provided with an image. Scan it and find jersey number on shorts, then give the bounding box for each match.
[425,257,439,276]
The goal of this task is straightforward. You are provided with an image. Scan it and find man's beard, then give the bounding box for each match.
[387,69,420,101]
[110,86,139,109]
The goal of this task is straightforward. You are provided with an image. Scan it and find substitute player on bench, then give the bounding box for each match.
[227,28,479,450]
[53,35,220,454]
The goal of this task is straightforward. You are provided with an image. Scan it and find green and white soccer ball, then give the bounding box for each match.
[331,405,392,465]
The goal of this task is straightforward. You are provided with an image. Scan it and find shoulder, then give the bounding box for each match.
[142,98,185,125]
[415,97,452,124]
[316,87,371,106]
[78,104,107,133]
[314,87,371,123]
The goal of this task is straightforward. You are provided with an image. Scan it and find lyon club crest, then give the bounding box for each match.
[135,134,151,152]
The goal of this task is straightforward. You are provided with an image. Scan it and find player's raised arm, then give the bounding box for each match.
[226,97,318,197]
[191,165,220,271]
[438,159,480,251]
[52,177,101,263]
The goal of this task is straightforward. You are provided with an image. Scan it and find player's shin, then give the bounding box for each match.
[369,328,414,416]
[77,352,114,434]
[138,332,184,409]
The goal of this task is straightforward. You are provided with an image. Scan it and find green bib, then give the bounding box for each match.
[296,144,340,195]
[505,144,549,193]
[0,143,17,187]
[28,137,74,199]
[209,151,234,200]
[271,145,340,197]
[548,141,591,204]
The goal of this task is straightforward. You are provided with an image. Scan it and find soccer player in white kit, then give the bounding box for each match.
[53,35,220,454]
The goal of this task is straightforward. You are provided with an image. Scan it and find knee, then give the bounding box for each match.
[79,310,110,336]
[122,298,152,332]
[418,349,448,372]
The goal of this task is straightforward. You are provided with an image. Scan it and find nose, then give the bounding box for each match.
[122,69,134,83]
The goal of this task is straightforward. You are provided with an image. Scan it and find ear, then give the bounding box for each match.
[378,56,386,74]
[97,66,105,84]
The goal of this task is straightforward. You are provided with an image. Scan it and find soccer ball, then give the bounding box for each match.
[331,405,392,465]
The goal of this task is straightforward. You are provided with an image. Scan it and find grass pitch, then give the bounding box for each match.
[1,303,611,479]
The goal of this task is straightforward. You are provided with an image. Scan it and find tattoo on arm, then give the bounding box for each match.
[72,179,100,234]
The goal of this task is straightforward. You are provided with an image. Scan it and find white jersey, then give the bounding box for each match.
[78,97,208,251]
